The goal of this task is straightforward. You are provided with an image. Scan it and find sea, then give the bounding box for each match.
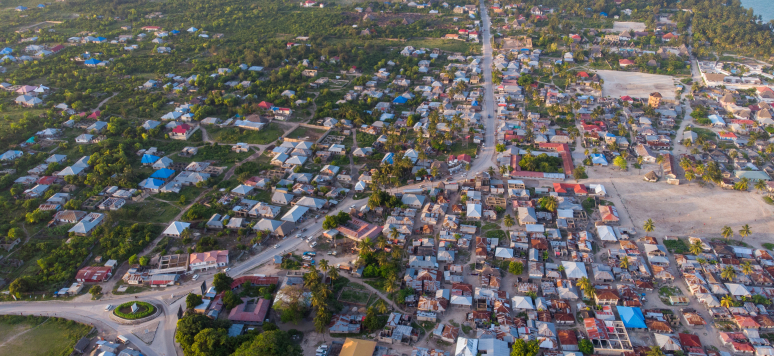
[740,0,774,22]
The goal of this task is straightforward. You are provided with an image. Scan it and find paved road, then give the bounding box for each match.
[0,7,500,356]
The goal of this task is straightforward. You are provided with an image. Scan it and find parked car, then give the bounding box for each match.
[104,304,114,312]
[192,274,199,280]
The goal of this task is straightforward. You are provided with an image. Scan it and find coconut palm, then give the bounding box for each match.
[585,285,597,299]
[619,256,630,269]
[735,177,750,191]
[377,235,388,250]
[504,214,514,230]
[643,219,655,233]
[721,265,737,281]
[722,226,734,240]
[721,295,735,308]
[740,224,752,239]
[689,240,703,255]
[539,196,558,212]
[359,238,373,255]
[576,276,591,291]
[328,267,340,281]
[742,261,753,276]
[755,179,767,194]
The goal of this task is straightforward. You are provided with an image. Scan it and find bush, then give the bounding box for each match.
[113,301,156,319]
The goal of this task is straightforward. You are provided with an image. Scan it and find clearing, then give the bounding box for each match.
[285,126,329,141]
[596,70,677,100]
[608,21,647,33]
[0,316,92,356]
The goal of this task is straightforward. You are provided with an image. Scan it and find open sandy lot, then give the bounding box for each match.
[582,164,774,248]
[608,21,647,32]
[597,70,677,100]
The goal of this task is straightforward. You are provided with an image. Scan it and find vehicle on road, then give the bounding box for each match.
[303,251,317,256]
[302,228,307,232]
[224,268,231,272]
[104,304,114,312]
[310,241,317,248]
[274,244,279,248]
[192,274,199,280]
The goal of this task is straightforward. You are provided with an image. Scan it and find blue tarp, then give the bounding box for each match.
[141,154,160,164]
[382,152,394,165]
[84,58,101,65]
[26,137,35,143]
[392,96,408,104]
[617,306,646,328]
[600,12,608,17]
[0,48,12,55]
[150,168,175,179]
[140,178,165,190]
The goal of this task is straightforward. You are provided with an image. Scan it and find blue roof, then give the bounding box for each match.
[382,152,394,165]
[37,4,45,7]
[0,48,12,55]
[393,96,408,104]
[141,154,160,164]
[26,137,35,143]
[140,178,165,190]
[617,306,646,328]
[16,6,27,10]
[171,30,180,34]
[600,12,608,16]
[95,37,107,41]
[84,58,100,65]
[472,100,479,106]
[150,168,175,179]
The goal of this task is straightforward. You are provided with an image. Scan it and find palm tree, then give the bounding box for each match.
[755,179,767,194]
[721,265,737,281]
[328,267,340,281]
[742,261,753,276]
[359,238,373,255]
[736,177,750,191]
[689,240,703,255]
[740,224,752,239]
[504,214,514,230]
[643,219,655,233]
[576,276,591,291]
[377,235,388,250]
[619,256,630,269]
[585,285,597,299]
[721,295,735,308]
[539,196,558,212]
[722,226,734,240]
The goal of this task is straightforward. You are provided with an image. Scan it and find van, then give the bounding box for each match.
[117,335,129,344]
[104,304,114,312]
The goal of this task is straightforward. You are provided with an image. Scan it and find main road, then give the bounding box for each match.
[0,4,499,356]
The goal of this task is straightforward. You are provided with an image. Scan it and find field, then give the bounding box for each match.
[583,165,774,243]
[404,38,478,53]
[0,316,92,356]
[597,70,677,100]
[208,124,285,145]
[285,126,329,141]
[609,21,647,32]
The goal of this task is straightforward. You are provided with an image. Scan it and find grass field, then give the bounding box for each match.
[339,288,371,304]
[285,126,328,140]
[404,38,478,53]
[689,128,717,143]
[0,316,92,356]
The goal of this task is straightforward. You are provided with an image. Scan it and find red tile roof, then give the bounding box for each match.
[679,333,702,348]
[553,183,588,195]
[584,318,608,339]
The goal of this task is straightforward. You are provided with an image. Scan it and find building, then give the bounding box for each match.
[337,217,382,241]
[340,338,377,356]
[189,250,229,271]
[228,297,270,325]
[163,221,191,237]
[76,266,113,283]
[648,92,662,108]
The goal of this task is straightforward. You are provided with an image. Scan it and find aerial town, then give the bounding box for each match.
[1,0,774,356]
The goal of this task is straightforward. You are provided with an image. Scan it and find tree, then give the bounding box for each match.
[508,261,524,275]
[538,196,558,212]
[212,273,234,293]
[8,277,31,296]
[222,290,244,309]
[189,328,230,356]
[89,285,102,297]
[579,339,594,355]
[128,254,138,265]
[740,224,752,239]
[613,156,627,170]
[139,256,149,266]
[742,261,753,276]
[643,219,655,233]
[232,330,303,356]
[689,240,703,255]
[511,338,540,356]
[186,293,203,310]
[755,179,767,194]
[363,307,383,331]
[722,226,733,240]
[176,315,216,354]
[576,277,591,292]
[721,265,737,281]
[619,256,630,269]
[504,214,514,230]
[646,346,666,356]
[573,166,586,181]
[721,295,735,308]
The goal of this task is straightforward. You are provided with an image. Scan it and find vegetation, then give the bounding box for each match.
[113,301,157,320]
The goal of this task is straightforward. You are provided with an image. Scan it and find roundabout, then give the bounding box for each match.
[110,301,163,325]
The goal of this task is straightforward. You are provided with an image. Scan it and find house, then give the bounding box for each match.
[163,221,191,237]
[68,213,105,236]
[189,250,229,271]
[76,266,113,283]
[648,92,663,108]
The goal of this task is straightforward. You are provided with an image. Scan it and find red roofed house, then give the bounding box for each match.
[679,333,702,349]
[457,154,472,164]
[228,297,270,325]
[718,131,737,141]
[619,59,634,67]
[50,44,65,53]
[87,111,101,119]
[734,315,761,329]
[577,71,589,78]
[337,217,382,242]
[599,206,620,223]
[38,176,59,185]
[538,143,574,174]
[662,33,677,41]
[553,183,588,196]
[258,101,274,110]
[621,95,634,102]
[76,266,113,283]
[584,318,609,340]
[171,123,195,140]
[189,250,229,272]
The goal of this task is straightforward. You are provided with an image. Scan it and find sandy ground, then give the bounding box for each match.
[609,21,647,33]
[582,164,774,246]
[596,70,677,101]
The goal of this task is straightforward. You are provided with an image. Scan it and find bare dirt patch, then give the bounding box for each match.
[596,70,677,100]
[607,21,647,33]
[582,165,774,244]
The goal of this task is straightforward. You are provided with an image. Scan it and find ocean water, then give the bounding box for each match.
[741,0,774,22]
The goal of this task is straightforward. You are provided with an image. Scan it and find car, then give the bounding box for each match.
[350,205,356,209]
[327,251,333,255]
[302,228,307,232]
[192,274,199,280]
[224,268,231,272]
[310,241,317,248]
[105,304,114,312]
[274,244,279,248]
